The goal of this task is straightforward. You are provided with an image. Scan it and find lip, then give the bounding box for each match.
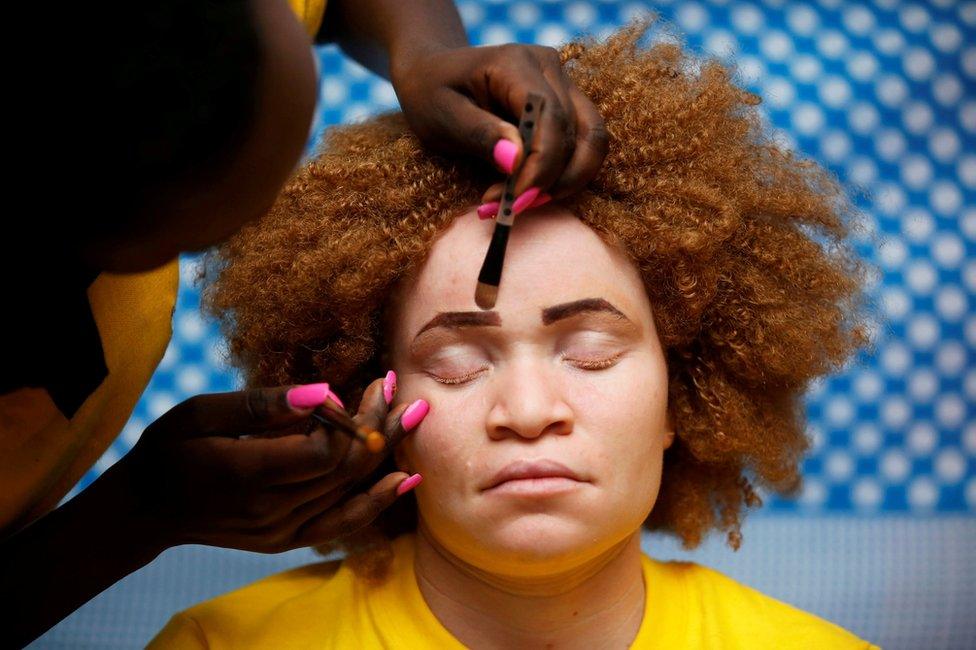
[483,459,584,491]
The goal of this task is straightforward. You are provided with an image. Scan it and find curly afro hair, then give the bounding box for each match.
[204,21,869,576]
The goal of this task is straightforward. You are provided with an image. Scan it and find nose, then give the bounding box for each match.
[486,358,574,441]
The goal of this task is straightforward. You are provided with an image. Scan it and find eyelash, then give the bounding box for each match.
[427,367,488,386]
[565,352,623,370]
[426,352,623,386]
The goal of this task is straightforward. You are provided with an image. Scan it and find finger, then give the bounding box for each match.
[287,391,426,506]
[268,471,349,517]
[419,87,524,172]
[268,468,391,531]
[352,377,389,440]
[476,192,552,220]
[312,399,412,495]
[291,472,410,546]
[154,384,334,439]
[266,377,410,498]
[500,53,577,197]
[208,426,343,486]
[545,84,610,199]
[459,48,573,194]
[480,181,506,204]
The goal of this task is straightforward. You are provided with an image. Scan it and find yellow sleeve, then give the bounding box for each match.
[0,259,179,533]
[287,0,328,36]
[148,613,209,649]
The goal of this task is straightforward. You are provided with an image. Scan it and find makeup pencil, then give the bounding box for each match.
[475,93,545,310]
[311,402,386,453]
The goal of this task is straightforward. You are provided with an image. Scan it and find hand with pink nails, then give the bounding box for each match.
[391,43,608,209]
[87,376,429,559]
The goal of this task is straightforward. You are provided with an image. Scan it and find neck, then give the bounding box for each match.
[413,524,646,649]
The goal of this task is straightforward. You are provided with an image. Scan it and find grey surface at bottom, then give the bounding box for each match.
[29,515,976,649]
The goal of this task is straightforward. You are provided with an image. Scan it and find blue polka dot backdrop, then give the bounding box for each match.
[72,0,975,517]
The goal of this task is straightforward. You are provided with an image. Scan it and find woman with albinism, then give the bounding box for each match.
[151,23,879,649]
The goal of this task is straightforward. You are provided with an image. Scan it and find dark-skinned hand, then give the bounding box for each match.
[391,43,610,211]
[113,377,424,553]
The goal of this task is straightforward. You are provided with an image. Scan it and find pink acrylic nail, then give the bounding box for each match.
[530,193,552,208]
[286,383,330,410]
[383,370,398,405]
[326,389,345,409]
[396,473,423,496]
[401,399,430,431]
[493,139,518,174]
[477,202,499,220]
[512,187,541,215]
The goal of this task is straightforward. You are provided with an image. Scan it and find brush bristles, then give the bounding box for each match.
[365,431,386,453]
[475,282,498,309]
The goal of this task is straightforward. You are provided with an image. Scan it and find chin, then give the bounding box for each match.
[473,515,611,572]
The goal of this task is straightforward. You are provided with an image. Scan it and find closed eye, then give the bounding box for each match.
[426,366,489,385]
[564,351,623,371]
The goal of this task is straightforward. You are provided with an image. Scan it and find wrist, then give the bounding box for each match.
[82,457,177,561]
[388,40,466,91]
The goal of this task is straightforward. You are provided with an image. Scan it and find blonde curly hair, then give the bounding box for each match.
[204,22,869,577]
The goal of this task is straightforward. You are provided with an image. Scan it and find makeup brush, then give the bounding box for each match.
[311,401,386,453]
[475,93,545,310]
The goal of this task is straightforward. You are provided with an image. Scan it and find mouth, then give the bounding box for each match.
[483,459,585,494]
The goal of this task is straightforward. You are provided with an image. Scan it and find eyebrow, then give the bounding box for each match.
[541,298,630,325]
[415,311,502,337]
[413,298,630,341]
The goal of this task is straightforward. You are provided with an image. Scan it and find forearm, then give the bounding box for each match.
[1,462,170,647]
[318,0,469,79]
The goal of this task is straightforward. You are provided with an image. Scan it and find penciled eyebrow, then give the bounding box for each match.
[413,298,630,341]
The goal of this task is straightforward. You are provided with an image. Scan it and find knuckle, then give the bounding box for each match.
[499,43,524,60]
[335,510,368,538]
[540,46,562,66]
[307,434,336,465]
[548,105,572,132]
[469,121,496,155]
[561,128,578,154]
[174,395,206,426]
[586,122,611,153]
[243,389,273,423]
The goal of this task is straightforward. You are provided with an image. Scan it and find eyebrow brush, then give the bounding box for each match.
[475,93,545,310]
[311,401,386,453]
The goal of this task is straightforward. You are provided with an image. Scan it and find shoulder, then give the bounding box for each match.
[646,557,878,649]
[149,559,346,649]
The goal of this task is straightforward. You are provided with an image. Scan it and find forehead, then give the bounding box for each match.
[394,206,650,328]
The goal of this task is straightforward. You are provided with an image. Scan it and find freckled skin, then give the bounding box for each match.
[388,206,675,578]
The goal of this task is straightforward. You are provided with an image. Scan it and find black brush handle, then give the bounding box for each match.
[477,223,511,287]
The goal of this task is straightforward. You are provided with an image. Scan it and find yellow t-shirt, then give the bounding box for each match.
[150,535,878,649]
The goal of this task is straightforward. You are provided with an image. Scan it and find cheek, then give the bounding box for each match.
[573,352,668,430]
[569,356,669,477]
[396,381,486,483]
